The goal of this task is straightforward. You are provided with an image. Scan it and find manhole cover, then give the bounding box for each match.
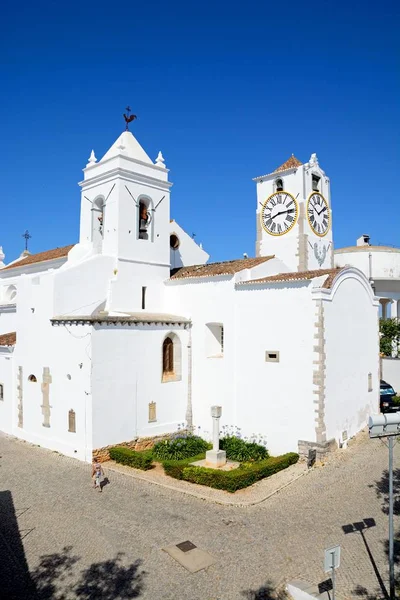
[176,540,197,553]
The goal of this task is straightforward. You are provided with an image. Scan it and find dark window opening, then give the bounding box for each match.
[0,384,3,401]
[312,175,320,191]
[170,234,180,249]
[162,337,174,375]
[142,286,146,310]
[276,178,283,192]
[28,374,37,382]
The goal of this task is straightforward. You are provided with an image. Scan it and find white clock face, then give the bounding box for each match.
[260,192,298,236]
[307,192,330,237]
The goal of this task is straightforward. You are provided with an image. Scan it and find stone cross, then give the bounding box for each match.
[205,405,226,468]
[41,367,52,428]
[17,366,23,428]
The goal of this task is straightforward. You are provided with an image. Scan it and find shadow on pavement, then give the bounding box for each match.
[353,465,400,598]
[241,581,288,599]
[0,490,146,599]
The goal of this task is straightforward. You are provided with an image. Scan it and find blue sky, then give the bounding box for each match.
[1,0,399,263]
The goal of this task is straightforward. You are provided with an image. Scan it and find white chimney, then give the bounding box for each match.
[357,234,370,247]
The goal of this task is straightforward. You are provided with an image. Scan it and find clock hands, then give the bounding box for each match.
[272,208,296,218]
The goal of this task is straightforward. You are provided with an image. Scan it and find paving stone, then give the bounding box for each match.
[0,430,398,599]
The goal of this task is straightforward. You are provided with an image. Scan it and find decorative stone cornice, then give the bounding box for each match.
[51,313,191,328]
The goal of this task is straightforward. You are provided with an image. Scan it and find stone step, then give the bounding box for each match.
[287,579,339,600]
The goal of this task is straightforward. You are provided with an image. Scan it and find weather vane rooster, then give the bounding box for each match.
[123,106,137,131]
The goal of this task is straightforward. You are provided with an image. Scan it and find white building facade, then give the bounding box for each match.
[0,128,380,462]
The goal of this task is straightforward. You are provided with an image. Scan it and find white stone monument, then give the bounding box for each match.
[205,406,226,468]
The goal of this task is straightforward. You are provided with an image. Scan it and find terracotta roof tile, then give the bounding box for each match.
[274,155,303,173]
[1,245,74,271]
[238,267,344,287]
[170,256,274,280]
[0,332,16,346]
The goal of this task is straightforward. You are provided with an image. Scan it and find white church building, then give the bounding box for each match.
[0,126,379,462]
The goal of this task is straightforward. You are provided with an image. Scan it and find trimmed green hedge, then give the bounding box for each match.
[219,436,268,462]
[162,452,299,492]
[162,454,206,479]
[109,446,153,470]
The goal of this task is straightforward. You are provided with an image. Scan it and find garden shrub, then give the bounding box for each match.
[153,434,211,461]
[162,453,206,479]
[219,435,268,462]
[109,446,153,470]
[163,453,299,492]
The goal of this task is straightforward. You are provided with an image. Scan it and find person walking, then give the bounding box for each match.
[92,459,104,492]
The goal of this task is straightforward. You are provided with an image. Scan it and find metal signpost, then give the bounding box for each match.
[368,413,400,600]
[324,545,340,599]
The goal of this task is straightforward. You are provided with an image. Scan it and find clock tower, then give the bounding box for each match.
[254,153,334,272]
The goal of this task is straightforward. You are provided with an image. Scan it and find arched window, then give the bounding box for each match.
[163,337,174,374]
[138,200,151,240]
[275,178,283,192]
[91,197,105,247]
[28,374,37,382]
[162,333,182,382]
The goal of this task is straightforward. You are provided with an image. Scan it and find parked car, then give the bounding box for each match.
[380,380,398,413]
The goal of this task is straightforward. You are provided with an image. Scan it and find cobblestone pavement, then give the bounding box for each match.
[0,430,399,600]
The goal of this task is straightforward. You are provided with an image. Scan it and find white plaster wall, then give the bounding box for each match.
[323,272,379,445]
[169,220,209,269]
[235,283,316,455]
[165,275,316,455]
[0,351,14,434]
[0,309,17,336]
[11,272,93,461]
[54,254,115,316]
[91,325,188,449]
[382,358,400,392]
[165,278,237,437]
[335,247,400,280]
[108,261,169,314]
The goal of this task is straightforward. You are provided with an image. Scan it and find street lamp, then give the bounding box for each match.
[368,413,400,600]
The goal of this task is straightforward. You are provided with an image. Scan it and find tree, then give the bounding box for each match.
[380,318,400,357]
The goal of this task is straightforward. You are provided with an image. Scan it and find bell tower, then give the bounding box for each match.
[78,115,173,312]
[254,153,334,272]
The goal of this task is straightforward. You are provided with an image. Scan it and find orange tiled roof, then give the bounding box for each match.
[170,256,274,280]
[0,332,16,346]
[239,268,344,288]
[274,155,303,173]
[1,245,74,271]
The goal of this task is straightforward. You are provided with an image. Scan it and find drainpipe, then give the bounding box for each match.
[185,325,193,431]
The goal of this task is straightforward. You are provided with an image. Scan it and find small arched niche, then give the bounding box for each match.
[28,374,37,383]
[5,285,17,303]
[274,178,284,192]
[170,234,180,250]
[91,196,105,247]
[137,196,153,241]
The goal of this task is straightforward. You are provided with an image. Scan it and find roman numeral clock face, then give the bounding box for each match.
[307,192,330,236]
[260,192,299,236]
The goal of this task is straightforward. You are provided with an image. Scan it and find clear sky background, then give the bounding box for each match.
[1,0,399,263]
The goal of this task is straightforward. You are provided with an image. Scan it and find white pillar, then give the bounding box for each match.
[205,406,226,468]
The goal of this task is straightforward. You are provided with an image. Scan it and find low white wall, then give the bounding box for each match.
[382,358,400,393]
[0,351,14,434]
[323,271,379,445]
